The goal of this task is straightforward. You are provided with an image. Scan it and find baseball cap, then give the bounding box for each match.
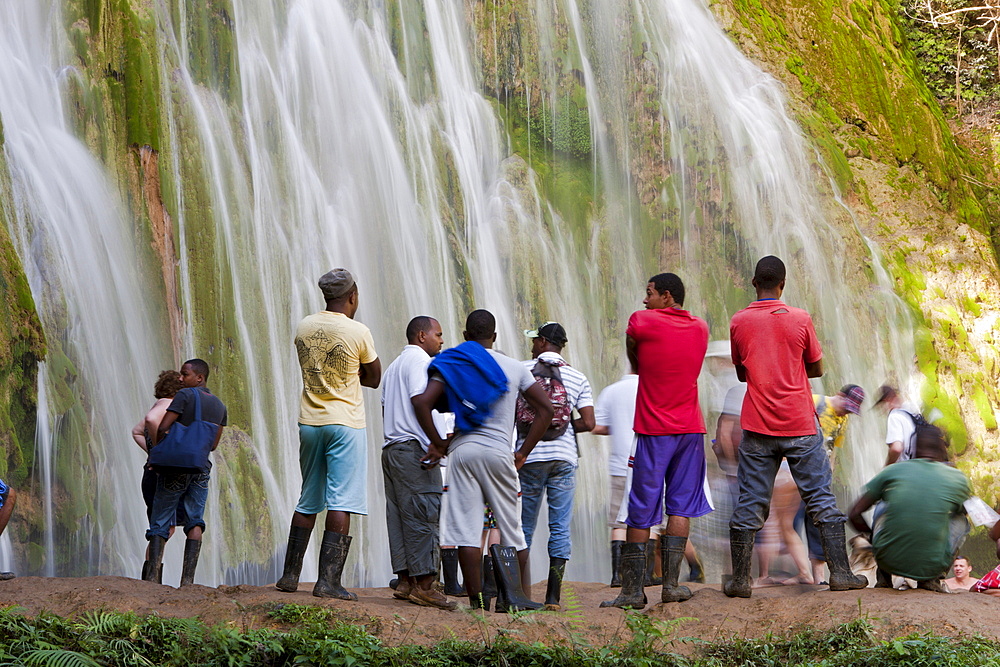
[838,384,865,415]
[524,321,568,347]
[318,268,355,300]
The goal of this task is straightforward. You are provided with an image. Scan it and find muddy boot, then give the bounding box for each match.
[275,525,312,592]
[490,544,542,612]
[917,577,948,593]
[610,540,624,587]
[144,536,166,584]
[819,522,868,591]
[313,531,357,600]
[140,561,151,582]
[661,536,693,603]
[600,542,648,609]
[723,529,754,598]
[481,554,498,612]
[687,553,705,583]
[180,539,201,587]
[0,572,14,581]
[441,548,464,596]
[875,567,894,589]
[644,538,661,586]
[469,591,490,611]
[544,557,567,610]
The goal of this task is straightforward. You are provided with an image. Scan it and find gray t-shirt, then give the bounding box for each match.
[438,348,536,452]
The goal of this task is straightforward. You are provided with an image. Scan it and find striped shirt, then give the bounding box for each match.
[519,352,594,466]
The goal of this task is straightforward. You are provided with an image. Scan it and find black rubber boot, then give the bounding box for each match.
[141,561,150,581]
[644,538,662,585]
[875,567,894,589]
[0,572,14,581]
[687,553,705,583]
[275,525,312,592]
[180,539,201,587]
[544,557,567,610]
[144,536,166,584]
[441,548,464,596]
[819,522,868,591]
[600,541,648,609]
[481,554,498,612]
[610,540,624,587]
[490,544,542,612]
[723,529,754,598]
[313,531,357,600]
[661,536,693,603]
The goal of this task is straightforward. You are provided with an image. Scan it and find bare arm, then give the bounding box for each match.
[131,420,147,450]
[572,405,595,434]
[626,335,639,376]
[848,493,876,536]
[211,426,224,451]
[154,411,180,447]
[412,380,449,466]
[591,424,610,436]
[884,441,903,466]
[515,382,555,469]
[714,414,740,469]
[360,358,382,388]
[805,358,823,378]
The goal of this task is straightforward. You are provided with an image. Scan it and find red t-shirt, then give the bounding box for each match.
[626,308,708,435]
[729,299,822,436]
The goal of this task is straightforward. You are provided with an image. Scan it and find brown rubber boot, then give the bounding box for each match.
[661,536,693,603]
[313,531,357,600]
[600,542,648,609]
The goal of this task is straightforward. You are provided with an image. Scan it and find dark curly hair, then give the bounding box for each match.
[153,370,183,399]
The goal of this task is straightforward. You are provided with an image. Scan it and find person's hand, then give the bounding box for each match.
[514,449,527,470]
[422,442,447,469]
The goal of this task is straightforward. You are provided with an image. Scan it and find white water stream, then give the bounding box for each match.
[0,0,917,586]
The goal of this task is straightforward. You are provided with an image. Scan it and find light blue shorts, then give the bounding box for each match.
[295,424,368,515]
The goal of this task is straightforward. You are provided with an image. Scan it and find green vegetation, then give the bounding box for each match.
[0,607,997,666]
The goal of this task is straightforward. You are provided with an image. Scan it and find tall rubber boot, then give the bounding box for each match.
[180,539,201,587]
[441,548,464,596]
[144,535,166,584]
[544,557,567,610]
[481,554,498,612]
[610,541,624,587]
[661,536,693,603]
[489,544,542,612]
[141,561,151,582]
[644,539,661,585]
[275,525,312,592]
[600,542,648,609]
[875,567,894,589]
[313,531,357,600]
[687,553,705,583]
[723,529,754,598]
[819,522,868,591]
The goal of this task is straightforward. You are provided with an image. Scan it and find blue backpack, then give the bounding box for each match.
[148,389,219,473]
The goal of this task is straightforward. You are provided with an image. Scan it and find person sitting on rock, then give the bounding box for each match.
[848,424,970,592]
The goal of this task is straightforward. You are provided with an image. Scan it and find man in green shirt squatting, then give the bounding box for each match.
[848,424,971,592]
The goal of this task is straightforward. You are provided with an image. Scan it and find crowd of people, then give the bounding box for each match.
[115,255,1000,609]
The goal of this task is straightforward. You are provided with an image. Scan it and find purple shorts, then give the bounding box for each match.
[626,433,712,529]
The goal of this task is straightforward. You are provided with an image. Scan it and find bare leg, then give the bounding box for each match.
[773,479,812,584]
[458,546,483,598]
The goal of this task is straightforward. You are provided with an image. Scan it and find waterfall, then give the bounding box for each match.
[0,0,916,586]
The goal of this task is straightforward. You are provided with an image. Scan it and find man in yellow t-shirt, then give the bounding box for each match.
[800,384,864,584]
[275,268,381,601]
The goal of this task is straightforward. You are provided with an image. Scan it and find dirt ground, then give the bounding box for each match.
[0,577,999,650]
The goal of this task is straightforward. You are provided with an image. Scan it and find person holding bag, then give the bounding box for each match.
[144,358,227,587]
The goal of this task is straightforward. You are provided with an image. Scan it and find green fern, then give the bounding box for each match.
[19,649,100,667]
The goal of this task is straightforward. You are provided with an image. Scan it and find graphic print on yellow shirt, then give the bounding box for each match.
[295,311,377,428]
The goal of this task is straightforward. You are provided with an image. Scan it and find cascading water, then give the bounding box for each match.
[0,0,918,586]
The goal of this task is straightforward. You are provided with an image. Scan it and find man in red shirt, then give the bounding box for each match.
[602,273,712,609]
[724,256,866,597]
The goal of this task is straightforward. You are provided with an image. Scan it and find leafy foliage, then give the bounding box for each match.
[0,605,998,666]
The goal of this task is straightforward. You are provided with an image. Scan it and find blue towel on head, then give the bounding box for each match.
[428,341,508,433]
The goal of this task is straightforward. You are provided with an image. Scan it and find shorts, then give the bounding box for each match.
[441,443,526,550]
[608,475,626,528]
[627,433,712,529]
[295,424,368,515]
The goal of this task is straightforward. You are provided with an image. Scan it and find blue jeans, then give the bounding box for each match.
[730,429,844,531]
[145,471,210,540]
[519,460,576,560]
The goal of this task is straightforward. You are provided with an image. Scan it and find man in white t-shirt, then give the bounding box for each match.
[380,316,454,610]
[593,371,638,587]
[413,309,554,612]
[874,385,921,466]
[516,322,595,611]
